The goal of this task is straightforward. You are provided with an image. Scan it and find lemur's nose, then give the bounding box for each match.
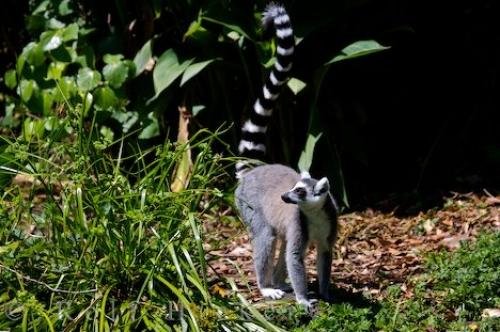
[281,193,292,203]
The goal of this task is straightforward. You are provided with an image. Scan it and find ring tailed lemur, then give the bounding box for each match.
[234,4,339,308]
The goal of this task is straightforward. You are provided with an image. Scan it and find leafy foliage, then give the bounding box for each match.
[426,232,500,319]
[381,233,500,331]
[294,303,374,332]
[2,0,392,206]
[277,232,500,331]
[0,116,277,330]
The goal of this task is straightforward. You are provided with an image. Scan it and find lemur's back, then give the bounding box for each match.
[235,164,299,235]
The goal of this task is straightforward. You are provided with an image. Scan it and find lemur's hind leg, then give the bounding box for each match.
[251,224,284,300]
[273,239,292,292]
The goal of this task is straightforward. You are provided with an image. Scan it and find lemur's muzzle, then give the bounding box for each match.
[281,192,294,204]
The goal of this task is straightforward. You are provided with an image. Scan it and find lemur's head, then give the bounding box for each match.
[281,171,330,208]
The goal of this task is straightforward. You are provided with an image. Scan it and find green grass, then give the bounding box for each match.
[0,118,280,331]
[285,232,500,331]
[371,232,500,332]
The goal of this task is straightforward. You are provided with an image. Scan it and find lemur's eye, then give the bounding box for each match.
[294,187,306,196]
[314,187,327,196]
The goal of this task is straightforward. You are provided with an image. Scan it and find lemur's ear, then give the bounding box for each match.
[315,177,330,194]
[300,171,311,179]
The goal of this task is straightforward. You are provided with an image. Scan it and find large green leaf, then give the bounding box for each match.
[180,59,215,87]
[93,86,119,110]
[62,23,79,41]
[298,132,322,172]
[202,16,252,41]
[325,40,390,65]
[153,49,194,98]
[133,39,153,77]
[40,30,63,51]
[103,62,129,88]
[77,68,101,92]
[22,42,45,67]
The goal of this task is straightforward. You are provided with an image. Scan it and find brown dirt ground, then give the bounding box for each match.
[204,192,499,303]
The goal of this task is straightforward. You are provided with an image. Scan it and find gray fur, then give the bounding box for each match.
[234,4,338,309]
[235,164,338,307]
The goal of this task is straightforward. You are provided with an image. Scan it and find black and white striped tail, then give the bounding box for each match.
[236,3,295,178]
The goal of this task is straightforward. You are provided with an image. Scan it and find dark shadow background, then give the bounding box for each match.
[1,0,498,211]
[286,0,499,210]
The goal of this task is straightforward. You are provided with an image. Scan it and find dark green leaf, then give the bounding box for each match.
[76,45,95,68]
[133,39,153,77]
[202,16,252,41]
[326,40,390,65]
[180,59,215,87]
[94,86,119,110]
[298,132,323,172]
[51,46,74,62]
[153,49,193,97]
[103,62,129,88]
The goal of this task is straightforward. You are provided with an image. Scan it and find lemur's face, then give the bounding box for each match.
[281,172,330,208]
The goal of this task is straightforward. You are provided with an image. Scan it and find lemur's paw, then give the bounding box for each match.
[297,298,318,311]
[261,288,285,299]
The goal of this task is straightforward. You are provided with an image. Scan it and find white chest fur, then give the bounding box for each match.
[302,209,332,248]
